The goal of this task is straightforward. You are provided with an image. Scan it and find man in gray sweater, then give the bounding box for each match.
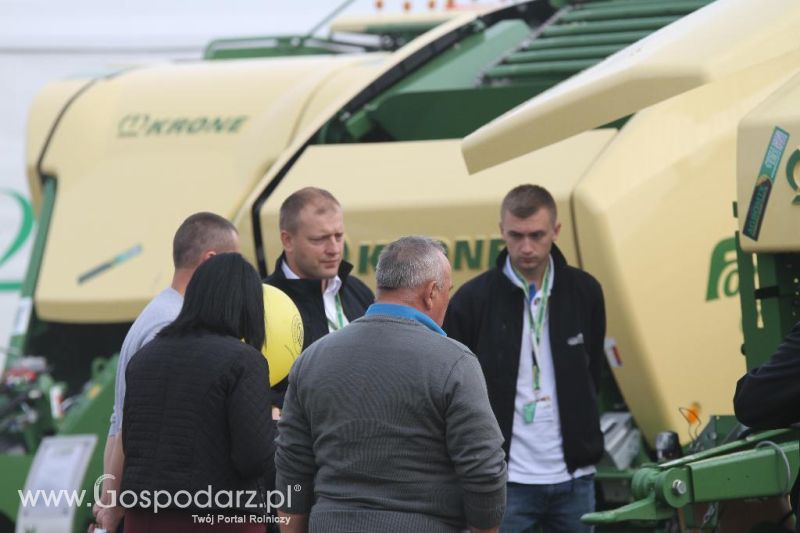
[275,236,507,533]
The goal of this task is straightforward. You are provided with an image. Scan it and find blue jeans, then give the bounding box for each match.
[501,476,596,533]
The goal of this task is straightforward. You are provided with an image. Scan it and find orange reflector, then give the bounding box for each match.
[687,402,701,425]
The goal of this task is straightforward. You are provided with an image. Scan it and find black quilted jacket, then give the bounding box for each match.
[122,332,274,510]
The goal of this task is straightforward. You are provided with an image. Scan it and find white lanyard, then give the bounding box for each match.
[512,263,551,392]
[326,293,345,331]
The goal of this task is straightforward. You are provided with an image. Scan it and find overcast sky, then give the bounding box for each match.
[0,0,423,48]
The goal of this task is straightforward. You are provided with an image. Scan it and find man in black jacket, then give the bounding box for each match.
[265,187,374,404]
[444,184,606,533]
[734,321,800,532]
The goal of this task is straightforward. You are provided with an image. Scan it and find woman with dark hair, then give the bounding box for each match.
[120,253,274,532]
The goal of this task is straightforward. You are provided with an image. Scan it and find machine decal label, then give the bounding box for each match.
[77,244,143,284]
[604,337,621,368]
[743,126,790,240]
[344,236,506,275]
[706,237,737,301]
[117,114,249,138]
[785,149,800,205]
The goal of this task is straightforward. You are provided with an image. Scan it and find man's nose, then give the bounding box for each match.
[324,237,339,254]
[520,237,535,252]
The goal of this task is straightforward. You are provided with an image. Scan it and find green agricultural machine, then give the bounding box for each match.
[4,0,800,531]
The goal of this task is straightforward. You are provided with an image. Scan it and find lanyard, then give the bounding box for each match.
[326,293,346,331]
[512,262,551,392]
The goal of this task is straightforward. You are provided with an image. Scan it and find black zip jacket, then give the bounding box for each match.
[443,245,606,473]
[734,321,800,428]
[264,253,374,350]
[734,321,800,525]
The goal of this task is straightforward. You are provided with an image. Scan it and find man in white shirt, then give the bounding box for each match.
[444,185,607,532]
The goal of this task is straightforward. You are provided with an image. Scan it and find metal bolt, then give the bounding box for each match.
[672,480,687,496]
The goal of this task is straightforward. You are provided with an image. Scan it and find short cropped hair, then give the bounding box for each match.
[279,187,341,233]
[159,253,265,350]
[376,236,448,291]
[173,212,238,269]
[501,184,557,223]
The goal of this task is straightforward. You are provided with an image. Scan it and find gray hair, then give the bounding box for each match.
[376,236,448,291]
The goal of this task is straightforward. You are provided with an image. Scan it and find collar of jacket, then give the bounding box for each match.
[270,252,355,289]
[365,303,447,336]
[494,243,569,290]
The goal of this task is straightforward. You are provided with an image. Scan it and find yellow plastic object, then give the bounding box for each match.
[262,284,303,386]
[462,0,800,173]
[737,72,800,252]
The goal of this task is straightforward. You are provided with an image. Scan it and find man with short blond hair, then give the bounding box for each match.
[445,184,606,533]
[266,186,373,351]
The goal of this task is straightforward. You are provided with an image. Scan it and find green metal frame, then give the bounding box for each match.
[8,178,56,359]
[585,429,800,525]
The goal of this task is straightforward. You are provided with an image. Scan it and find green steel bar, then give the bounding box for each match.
[582,495,673,525]
[524,31,650,50]
[504,44,624,63]
[8,178,56,358]
[659,428,793,468]
[561,1,708,22]
[585,433,800,525]
[690,441,800,501]
[485,59,597,79]
[736,232,765,370]
[542,16,681,37]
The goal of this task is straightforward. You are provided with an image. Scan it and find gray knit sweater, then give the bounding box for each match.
[275,312,507,532]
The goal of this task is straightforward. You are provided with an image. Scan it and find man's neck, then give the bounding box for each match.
[376,292,424,314]
[171,268,193,296]
[282,258,332,294]
[529,264,547,290]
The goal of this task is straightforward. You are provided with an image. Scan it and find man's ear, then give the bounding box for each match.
[553,222,562,240]
[280,230,293,252]
[199,250,216,264]
[423,280,437,310]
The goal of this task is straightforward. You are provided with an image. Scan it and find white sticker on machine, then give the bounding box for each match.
[604,337,622,368]
[13,296,32,336]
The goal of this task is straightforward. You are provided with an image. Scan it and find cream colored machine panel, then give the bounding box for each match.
[256,132,617,289]
[31,55,379,322]
[572,57,800,444]
[462,0,800,174]
[738,72,800,252]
